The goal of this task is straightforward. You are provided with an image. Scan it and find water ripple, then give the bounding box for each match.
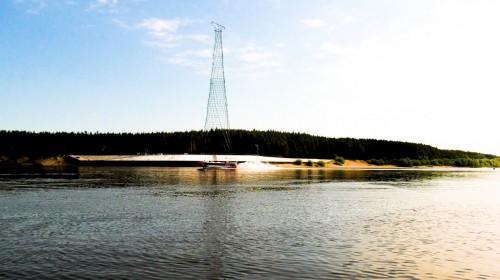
[1,168,499,279]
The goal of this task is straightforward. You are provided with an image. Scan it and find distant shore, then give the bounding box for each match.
[2,155,495,169]
[276,160,399,169]
[2,130,498,168]
[68,155,403,169]
[0,155,418,169]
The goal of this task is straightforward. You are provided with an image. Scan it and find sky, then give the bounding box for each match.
[1,0,500,156]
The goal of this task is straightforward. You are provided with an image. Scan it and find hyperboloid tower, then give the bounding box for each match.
[204,22,231,152]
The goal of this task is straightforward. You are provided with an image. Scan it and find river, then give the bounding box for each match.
[1,166,499,279]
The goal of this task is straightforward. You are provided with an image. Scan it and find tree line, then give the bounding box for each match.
[1,129,498,167]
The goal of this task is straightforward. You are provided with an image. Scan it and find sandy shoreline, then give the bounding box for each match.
[68,155,399,169]
[276,160,399,169]
[2,155,455,169]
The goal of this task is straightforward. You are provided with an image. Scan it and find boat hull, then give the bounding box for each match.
[198,161,237,169]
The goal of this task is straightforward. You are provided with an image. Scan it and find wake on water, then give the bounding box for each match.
[237,161,281,171]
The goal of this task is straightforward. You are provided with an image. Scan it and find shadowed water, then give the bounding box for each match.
[1,167,499,279]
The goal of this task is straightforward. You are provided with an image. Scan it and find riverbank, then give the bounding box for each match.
[68,154,403,169]
[0,156,68,167]
[1,155,396,168]
[1,155,492,169]
[276,160,398,169]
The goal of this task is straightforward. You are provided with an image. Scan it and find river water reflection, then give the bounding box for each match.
[1,167,499,279]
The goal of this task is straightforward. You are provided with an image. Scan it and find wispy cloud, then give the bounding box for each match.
[14,0,46,14]
[229,45,286,80]
[314,42,345,58]
[300,18,336,31]
[341,14,354,25]
[235,46,282,69]
[301,18,328,28]
[88,0,118,13]
[166,49,212,72]
[136,18,281,78]
[304,0,500,134]
[138,18,184,38]
[96,0,118,5]
[134,18,213,72]
[112,18,131,29]
[136,18,204,50]
[14,0,118,14]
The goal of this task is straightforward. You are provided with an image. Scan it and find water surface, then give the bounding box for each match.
[1,167,499,279]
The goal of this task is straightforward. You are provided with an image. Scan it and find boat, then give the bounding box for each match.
[198,161,237,169]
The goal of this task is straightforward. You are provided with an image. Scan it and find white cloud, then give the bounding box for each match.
[14,0,46,14]
[301,18,328,28]
[302,0,500,153]
[138,18,183,38]
[136,18,206,50]
[236,46,281,67]
[112,18,131,29]
[96,0,117,4]
[301,18,336,31]
[184,34,211,44]
[142,40,180,50]
[341,14,354,25]
[229,46,285,80]
[166,49,212,72]
[316,42,345,57]
[88,0,118,13]
[131,18,218,74]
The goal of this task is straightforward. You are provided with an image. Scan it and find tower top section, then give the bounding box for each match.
[211,21,225,31]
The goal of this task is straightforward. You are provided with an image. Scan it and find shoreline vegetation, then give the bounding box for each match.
[1,130,499,168]
[0,155,489,169]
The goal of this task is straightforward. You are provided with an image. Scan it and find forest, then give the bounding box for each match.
[1,129,499,167]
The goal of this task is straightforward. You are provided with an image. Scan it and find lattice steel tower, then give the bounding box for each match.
[204,22,231,152]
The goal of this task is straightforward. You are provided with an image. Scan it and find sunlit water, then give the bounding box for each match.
[1,167,499,279]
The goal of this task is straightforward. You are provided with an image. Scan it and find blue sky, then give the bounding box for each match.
[1,0,500,156]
